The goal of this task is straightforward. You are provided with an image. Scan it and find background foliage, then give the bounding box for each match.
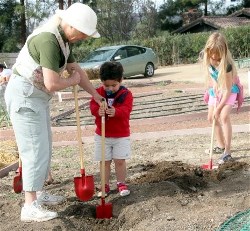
[73,25,250,66]
[0,0,249,65]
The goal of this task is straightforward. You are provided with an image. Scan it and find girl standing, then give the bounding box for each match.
[202,32,240,164]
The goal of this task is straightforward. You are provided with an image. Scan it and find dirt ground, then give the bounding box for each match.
[0,64,249,231]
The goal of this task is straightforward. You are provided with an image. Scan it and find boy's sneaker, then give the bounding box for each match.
[21,200,58,222]
[117,182,130,197]
[97,184,110,197]
[205,146,225,154]
[37,191,65,205]
[217,153,233,165]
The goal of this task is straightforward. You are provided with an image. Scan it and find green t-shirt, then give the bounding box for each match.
[27,31,75,73]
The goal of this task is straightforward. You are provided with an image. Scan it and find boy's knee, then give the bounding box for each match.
[114,159,125,166]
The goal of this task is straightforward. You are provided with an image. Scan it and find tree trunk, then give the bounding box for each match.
[204,0,208,16]
[20,0,26,46]
[58,0,64,9]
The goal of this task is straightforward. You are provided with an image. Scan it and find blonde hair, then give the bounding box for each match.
[203,32,237,90]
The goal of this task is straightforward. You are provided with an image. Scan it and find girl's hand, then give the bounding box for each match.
[213,107,221,120]
[106,106,115,117]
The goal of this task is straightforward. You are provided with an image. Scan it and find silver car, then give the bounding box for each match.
[78,45,159,78]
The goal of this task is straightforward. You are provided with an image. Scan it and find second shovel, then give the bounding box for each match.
[73,85,95,201]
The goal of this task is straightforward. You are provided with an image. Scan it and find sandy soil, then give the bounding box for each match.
[0,64,249,231]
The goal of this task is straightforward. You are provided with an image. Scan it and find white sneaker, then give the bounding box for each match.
[37,191,65,205]
[21,200,58,222]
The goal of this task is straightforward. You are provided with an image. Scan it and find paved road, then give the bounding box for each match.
[154,63,249,87]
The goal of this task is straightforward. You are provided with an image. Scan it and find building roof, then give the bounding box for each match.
[229,8,250,18]
[173,16,250,34]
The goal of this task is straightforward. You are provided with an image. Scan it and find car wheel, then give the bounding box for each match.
[144,62,154,77]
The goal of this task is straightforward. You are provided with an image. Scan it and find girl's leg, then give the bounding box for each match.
[208,105,225,149]
[219,105,233,154]
[214,120,225,149]
[113,159,127,183]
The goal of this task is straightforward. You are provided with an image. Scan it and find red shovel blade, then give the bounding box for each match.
[13,167,22,193]
[201,160,218,170]
[96,198,113,219]
[74,175,95,201]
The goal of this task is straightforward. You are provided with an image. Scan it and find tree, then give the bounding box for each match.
[242,0,250,7]
[95,0,159,42]
[0,0,21,52]
[20,0,26,46]
[132,0,159,39]
[158,0,224,31]
[96,0,137,42]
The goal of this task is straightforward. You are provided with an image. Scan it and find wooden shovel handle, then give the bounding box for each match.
[101,99,106,198]
[209,100,218,160]
[73,85,84,169]
[19,156,22,167]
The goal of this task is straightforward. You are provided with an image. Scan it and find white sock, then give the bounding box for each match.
[36,191,43,198]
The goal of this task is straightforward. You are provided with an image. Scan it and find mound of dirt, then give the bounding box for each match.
[0,119,249,231]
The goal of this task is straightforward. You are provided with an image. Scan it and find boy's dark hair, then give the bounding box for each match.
[0,64,6,69]
[99,61,123,82]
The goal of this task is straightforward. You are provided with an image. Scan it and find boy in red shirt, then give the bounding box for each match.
[90,61,133,196]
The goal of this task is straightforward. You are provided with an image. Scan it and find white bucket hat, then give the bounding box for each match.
[56,3,100,38]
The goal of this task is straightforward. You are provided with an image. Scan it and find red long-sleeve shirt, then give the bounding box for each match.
[90,86,133,137]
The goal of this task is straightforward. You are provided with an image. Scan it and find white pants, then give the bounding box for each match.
[5,74,52,191]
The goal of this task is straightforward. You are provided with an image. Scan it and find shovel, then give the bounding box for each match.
[73,85,94,201]
[13,157,22,193]
[96,100,113,219]
[202,99,219,170]
[201,117,218,170]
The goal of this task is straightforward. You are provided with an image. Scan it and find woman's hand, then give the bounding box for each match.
[93,93,105,107]
[69,71,81,86]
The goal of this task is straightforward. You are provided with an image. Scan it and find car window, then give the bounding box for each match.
[114,49,127,60]
[126,47,142,57]
[84,49,115,62]
[140,47,146,54]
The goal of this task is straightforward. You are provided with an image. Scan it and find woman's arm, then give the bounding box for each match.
[66,63,102,106]
[43,67,80,92]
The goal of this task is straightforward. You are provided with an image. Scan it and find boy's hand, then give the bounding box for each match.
[106,106,115,117]
[98,107,105,117]
[98,98,107,117]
